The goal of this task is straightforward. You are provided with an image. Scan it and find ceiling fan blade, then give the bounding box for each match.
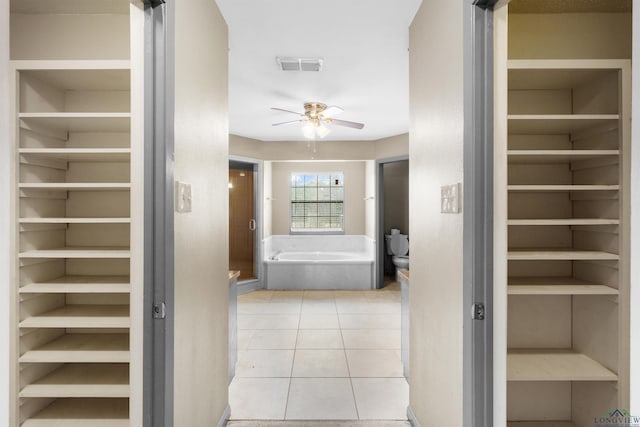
[271,107,304,116]
[327,118,365,129]
[322,106,344,118]
[272,119,304,126]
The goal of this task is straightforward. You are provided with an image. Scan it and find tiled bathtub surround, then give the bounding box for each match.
[263,235,376,290]
[229,284,407,421]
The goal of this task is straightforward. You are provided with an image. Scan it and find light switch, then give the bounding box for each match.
[175,181,192,213]
[441,183,461,214]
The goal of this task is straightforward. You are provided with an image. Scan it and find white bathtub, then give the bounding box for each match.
[264,236,375,290]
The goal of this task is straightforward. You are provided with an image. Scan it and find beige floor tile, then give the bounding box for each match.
[236,350,294,377]
[270,290,305,302]
[296,330,344,349]
[345,349,404,378]
[299,313,340,329]
[303,290,336,300]
[238,290,274,302]
[229,377,289,420]
[292,350,350,377]
[256,302,302,315]
[335,301,378,314]
[352,378,409,420]
[285,378,357,420]
[301,300,337,314]
[341,329,401,349]
[247,330,299,350]
[238,314,300,330]
[339,314,401,329]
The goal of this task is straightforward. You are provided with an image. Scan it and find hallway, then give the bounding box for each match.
[229,283,408,421]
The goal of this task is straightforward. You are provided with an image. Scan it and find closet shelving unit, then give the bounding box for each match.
[505,60,630,427]
[9,1,139,425]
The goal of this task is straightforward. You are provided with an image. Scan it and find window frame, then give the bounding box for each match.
[289,171,346,235]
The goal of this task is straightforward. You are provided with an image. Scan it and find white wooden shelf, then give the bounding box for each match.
[508,218,619,226]
[19,305,130,329]
[19,218,130,224]
[17,67,130,91]
[508,277,618,295]
[20,364,129,398]
[507,422,577,427]
[19,183,130,191]
[19,276,130,294]
[508,185,619,192]
[19,247,130,259]
[508,250,619,261]
[21,398,129,427]
[20,114,131,133]
[19,148,131,162]
[20,334,129,363]
[507,150,619,163]
[507,349,617,381]
[508,115,619,135]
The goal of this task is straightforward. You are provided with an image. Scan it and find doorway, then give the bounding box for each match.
[376,157,410,288]
[229,159,261,284]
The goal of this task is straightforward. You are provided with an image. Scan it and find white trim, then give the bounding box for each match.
[407,405,422,427]
[0,0,10,424]
[630,2,640,415]
[216,404,230,427]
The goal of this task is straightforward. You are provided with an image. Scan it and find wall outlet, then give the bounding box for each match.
[441,183,461,214]
[175,181,192,213]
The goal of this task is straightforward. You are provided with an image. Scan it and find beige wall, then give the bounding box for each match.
[383,160,409,235]
[173,1,229,425]
[270,161,366,235]
[365,160,376,239]
[376,133,409,160]
[409,0,464,426]
[229,133,409,161]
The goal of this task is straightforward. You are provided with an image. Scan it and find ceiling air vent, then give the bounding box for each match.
[276,57,323,72]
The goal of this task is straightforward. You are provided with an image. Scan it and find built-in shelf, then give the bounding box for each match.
[507,115,619,135]
[21,398,129,427]
[19,183,130,191]
[19,218,131,224]
[507,349,617,381]
[507,60,620,86]
[19,276,130,294]
[19,305,130,329]
[19,148,131,162]
[19,364,129,398]
[507,150,619,163]
[19,247,130,259]
[20,114,131,134]
[507,422,577,427]
[508,277,618,295]
[508,185,619,192]
[508,250,618,261]
[508,219,619,226]
[20,334,129,363]
[16,66,130,90]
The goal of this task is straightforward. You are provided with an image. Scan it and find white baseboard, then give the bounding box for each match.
[407,405,421,427]
[217,404,230,427]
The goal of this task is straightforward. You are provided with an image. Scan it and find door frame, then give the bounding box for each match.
[376,155,409,289]
[143,1,175,426]
[229,155,263,294]
[462,1,498,427]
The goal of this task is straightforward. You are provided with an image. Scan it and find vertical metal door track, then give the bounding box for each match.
[463,1,496,427]
[143,1,175,426]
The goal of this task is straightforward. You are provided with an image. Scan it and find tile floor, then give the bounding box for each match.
[229,283,408,421]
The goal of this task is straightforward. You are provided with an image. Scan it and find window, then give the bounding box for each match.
[290,173,344,233]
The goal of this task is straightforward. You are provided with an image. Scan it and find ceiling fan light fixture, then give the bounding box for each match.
[316,122,331,138]
[302,122,316,139]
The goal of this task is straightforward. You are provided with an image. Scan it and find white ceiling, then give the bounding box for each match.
[216,0,422,142]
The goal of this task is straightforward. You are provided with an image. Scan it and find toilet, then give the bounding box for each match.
[385,232,410,273]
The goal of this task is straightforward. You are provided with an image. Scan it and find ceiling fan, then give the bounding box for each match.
[272,102,365,139]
